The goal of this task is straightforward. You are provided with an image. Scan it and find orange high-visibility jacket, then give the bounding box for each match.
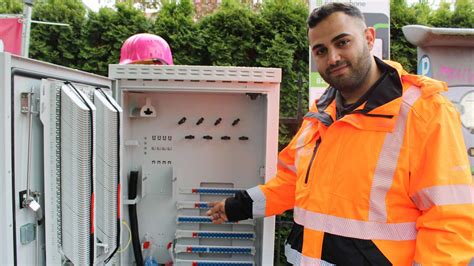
[225,59,473,265]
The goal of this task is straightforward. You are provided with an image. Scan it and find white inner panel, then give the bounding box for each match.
[122,91,267,264]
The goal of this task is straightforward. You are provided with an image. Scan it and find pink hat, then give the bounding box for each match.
[119,33,174,65]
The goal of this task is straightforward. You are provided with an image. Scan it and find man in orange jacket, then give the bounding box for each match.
[207,3,473,265]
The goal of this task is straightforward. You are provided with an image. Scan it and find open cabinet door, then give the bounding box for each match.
[0,52,118,266]
[41,79,123,265]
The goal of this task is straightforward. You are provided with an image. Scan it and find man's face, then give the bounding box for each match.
[308,12,374,92]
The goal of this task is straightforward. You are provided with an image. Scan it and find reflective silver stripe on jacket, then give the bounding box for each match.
[278,158,297,174]
[247,186,266,218]
[410,184,474,210]
[285,244,303,266]
[368,86,421,222]
[285,244,335,266]
[294,207,417,241]
[301,254,336,266]
[294,121,314,168]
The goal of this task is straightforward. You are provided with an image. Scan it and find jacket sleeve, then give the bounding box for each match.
[225,113,317,221]
[409,98,473,265]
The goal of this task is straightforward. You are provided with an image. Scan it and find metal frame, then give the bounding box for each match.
[110,64,281,266]
[0,50,15,266]
[109,64,281,84]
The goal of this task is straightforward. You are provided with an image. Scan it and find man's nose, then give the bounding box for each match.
[327,49,341,66]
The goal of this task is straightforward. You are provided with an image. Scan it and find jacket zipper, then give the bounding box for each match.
[304,138,321,184]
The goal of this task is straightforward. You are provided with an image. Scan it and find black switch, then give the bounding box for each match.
[214,118,222,126]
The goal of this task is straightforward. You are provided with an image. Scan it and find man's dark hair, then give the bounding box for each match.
[307,3,365,29]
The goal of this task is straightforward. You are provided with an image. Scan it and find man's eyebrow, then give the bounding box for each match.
[312,43,325,51]
[311,33,352,51]
[331,33,351,43]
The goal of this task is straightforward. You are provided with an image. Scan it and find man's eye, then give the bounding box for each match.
[337,40,350,47]
[315,48,327,56]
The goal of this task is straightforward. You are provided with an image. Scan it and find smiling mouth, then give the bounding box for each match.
[329,65,348,74]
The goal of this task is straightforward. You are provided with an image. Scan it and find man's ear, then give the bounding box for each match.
[365,27,376,50]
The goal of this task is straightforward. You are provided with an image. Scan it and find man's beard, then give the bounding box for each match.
[320,45,372,93]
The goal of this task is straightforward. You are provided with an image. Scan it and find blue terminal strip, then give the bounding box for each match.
[193,262,254,266]
[194,232,254,240]
[209,247,253,254]
[177,216,248,224]
[185,246,253,255]
[194,202,210,209]
[191,188,241,195]
[177,216,213,223]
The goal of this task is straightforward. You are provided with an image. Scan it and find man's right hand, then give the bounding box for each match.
[206,200,228,224]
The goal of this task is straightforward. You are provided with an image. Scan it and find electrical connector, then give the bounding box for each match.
[196,117,204,125]
[232,118,240,126]
[178,117,187,125]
